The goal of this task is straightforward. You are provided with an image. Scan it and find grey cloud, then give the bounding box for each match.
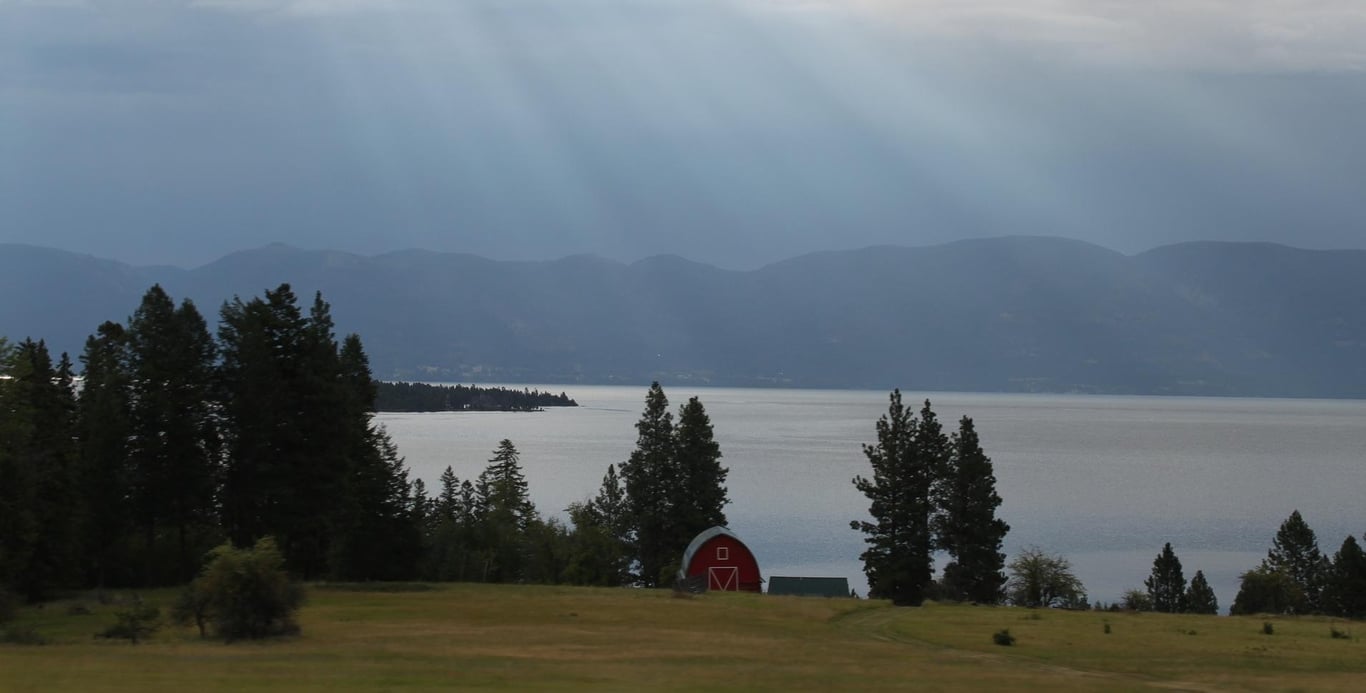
[1,0,1365,268]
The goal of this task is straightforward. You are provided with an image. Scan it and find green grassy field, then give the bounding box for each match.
[3,583,1364,691]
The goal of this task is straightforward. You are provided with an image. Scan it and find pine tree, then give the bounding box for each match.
[218,285,371,578]
[0,340,82,598]
[1184,570,1219,614]
[126,286,220,583]
[935,416,1009,604]
[851,390,940,606]
[620,382,675,586]
[76,322,135,587]
[672,396,729,547]
[1322,535,1366,618]
[1263,510,1326,613]
[1145,543,1187,613]
[436,466,463,524]
[565,464,632,586]
[328,334,421,580]
[474,439,537,582]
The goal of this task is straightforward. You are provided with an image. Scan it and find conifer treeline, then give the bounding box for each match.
[411,382,729,588]
[375,382,576,412]
[1,286,727,599]
[0,284,422,598]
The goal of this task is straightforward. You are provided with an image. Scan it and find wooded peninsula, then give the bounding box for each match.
[374,381,577,412]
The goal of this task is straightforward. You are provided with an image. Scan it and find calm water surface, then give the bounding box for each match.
[378,387,1366,609]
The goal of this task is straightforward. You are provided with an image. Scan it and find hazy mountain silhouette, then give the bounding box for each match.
[5,237,1365,397]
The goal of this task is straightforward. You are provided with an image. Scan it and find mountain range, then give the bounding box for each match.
[4,237,1366,397]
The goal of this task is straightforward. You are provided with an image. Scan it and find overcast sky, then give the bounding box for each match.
[3,0,1365,268]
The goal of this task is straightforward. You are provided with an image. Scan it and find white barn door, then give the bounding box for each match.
[708,566,738,591]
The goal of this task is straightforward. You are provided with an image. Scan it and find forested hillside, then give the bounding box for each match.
[5,238,1366,396]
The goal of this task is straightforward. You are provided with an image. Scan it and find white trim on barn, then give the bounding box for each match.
[677,525,740,581]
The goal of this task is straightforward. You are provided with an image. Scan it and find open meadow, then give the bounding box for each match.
[3,584,1365,691]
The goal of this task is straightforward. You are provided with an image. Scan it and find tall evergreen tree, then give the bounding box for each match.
[1263,509,1326,613]
[328,333,421,580]
[76,322,135,587]
[0,340,82,598]
[672,396,729,547]
[851,391,941,606]
[620,382,676,587]
[217,285,359,578]
[0,337,34,596]
[126,286,220,583]
[1184,570,1219,614]
[1144,543,1187,613]
[473,439,537,582]
[1322,535,1366,619]
[935,416,1009,603]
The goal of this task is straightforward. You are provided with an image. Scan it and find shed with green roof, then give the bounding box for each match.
[767,576,851,598]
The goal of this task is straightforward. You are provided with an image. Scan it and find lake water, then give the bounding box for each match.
[378,387,1366,610]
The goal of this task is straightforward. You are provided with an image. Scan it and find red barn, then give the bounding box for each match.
[678,526,762,592]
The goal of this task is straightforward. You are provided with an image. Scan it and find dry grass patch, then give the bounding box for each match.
[3,585,1365,691]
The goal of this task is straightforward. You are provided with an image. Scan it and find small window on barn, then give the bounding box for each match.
[717,546,729,561]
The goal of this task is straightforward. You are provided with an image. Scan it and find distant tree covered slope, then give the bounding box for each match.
[5,238,1366,396]
[375,382,577,412]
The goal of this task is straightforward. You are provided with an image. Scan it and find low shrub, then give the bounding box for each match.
[1330,626,1352,640]
[1103,622,1112,635]
[0,587,17,623]
[179,537,304,642]
[0,625,45,645]
[993,629,1016,646]
[1262,621,1275,636]
[97,601,161,644]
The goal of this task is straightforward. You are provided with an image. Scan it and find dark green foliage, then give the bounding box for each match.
[565,465,632,587]
[1323,535,1366,619]
[620,383,677,587]
[1145,543,1187,613]
[851,392,944,606]
[522,517,573,584]
[76,322,135,588]
[0,625,45,645]
[1185,570,1219,615]
[0,586,17,623]
[672,397,730,544]
[473,439,538,582]
[171,584,212,638]
[1262,510,1326,614]
[1121,589,1153,612]
[375,382,576,412]
[617,384,731,587]
[98,601,161,644]
[935,416,1009,604]
[3,284,428,598]
[1330,625,1352,640]
[126,286,221,585]
[1262,621,1275,635]
[186,537,304,642]
[1232,566,1303,616]
[218,287,418,581]
[1006,547,1086,608]
[992,629,1016,646]
[0,339,82,599]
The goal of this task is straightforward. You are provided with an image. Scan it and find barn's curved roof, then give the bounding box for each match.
[677,525,749,580]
